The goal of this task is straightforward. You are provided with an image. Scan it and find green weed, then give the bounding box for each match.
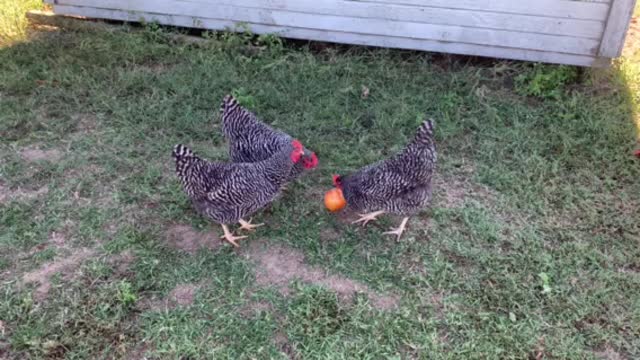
[515,63,579,99]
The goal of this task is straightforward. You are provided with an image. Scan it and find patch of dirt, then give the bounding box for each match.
[617,265,640,276]
[164,225,223,254]
[0,184,49,204]
[143,283,200,311]
[593,346,624,360]
[17,227,74,266]
[0,184,8,203]
[238,299,274,318]
[319,226,341,242]
[429,292,446,320]
[433,173,497,209]
[48,231,67,247]
[72,113,99,132]
[167,283,198,306]
[273,330,299,360]
[331,208,360,225]
[63,164,104,180]
[108,250,136,275]
[21,247,96,301]
[20,147,63,162]
[243,242,399,310]
[145,62,175,74]
[125,342,152,360]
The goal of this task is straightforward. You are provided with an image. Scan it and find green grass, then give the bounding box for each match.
[0,4,639,360]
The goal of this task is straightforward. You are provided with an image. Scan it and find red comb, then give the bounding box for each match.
[332,175,342,188]
[292,139,303,149]
[310,152,319,167]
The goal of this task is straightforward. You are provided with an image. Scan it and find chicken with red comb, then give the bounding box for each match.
[172,138,305,247]
[326,119,437,241]
[219,95,318,187]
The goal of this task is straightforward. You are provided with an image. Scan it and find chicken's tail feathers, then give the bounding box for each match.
[173,144,201,181]
[172,144,194,159]
[412,118,436,145]
[219,94,257,136]
[220,94,239,115]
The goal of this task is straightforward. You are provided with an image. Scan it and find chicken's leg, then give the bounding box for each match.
[238,218,264,232]
[220,224,247,247]
[352,210,385,227]
[383,217,409,242]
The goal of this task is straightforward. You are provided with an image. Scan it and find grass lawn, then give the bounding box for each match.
[1,4,639,360]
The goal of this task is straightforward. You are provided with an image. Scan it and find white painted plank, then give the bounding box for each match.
[170,0,604,39]
[599,0,637,56]
[52,5,609,67]
[349,0,611,20]
[56,0,601,55]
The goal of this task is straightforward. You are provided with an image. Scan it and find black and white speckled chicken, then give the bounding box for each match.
[172,140,305,247]
[327,119,437,241]
[220,95,318,184]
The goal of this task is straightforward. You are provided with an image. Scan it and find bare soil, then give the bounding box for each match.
[165,224,223,254]
[167,283,198,306]
[20,147,62,162]
[243,242,399,310]
[21,247,96,300]
[143,283,200,311]
[0,184,49,204]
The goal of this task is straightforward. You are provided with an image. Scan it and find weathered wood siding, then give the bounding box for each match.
[46,0,637,66]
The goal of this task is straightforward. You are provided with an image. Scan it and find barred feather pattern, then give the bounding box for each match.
[172,143,295,224]
[339,119,437,215]
[220,95,313,182]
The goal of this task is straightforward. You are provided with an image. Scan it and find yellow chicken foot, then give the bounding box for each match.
[383,217,409,242]
[238,218,264,232]
[220,224,247,247]
[352,210,385,227]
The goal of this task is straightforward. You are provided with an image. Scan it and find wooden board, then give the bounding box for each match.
[353,0,611,20]
[115,0,606,38]
[52,4,610,67]
[599,0,638,56]
[55,0,602,55]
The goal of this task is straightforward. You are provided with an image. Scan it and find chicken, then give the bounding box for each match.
[328,119,437,241]
[172,139,305,247]
[219,95,318,184]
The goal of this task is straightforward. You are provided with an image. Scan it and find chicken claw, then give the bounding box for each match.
[220,224,247,247]
[352,210,385,227]
[383,217,409,242]
[238,218,264,232]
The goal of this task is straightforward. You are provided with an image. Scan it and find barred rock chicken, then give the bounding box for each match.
[172,140,305,247]
[220,95,318,183]
[327,119,437,241]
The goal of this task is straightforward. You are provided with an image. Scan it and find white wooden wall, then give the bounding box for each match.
[45,0,637,66]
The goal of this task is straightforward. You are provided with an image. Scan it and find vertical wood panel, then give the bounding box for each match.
[599,0,637,56]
